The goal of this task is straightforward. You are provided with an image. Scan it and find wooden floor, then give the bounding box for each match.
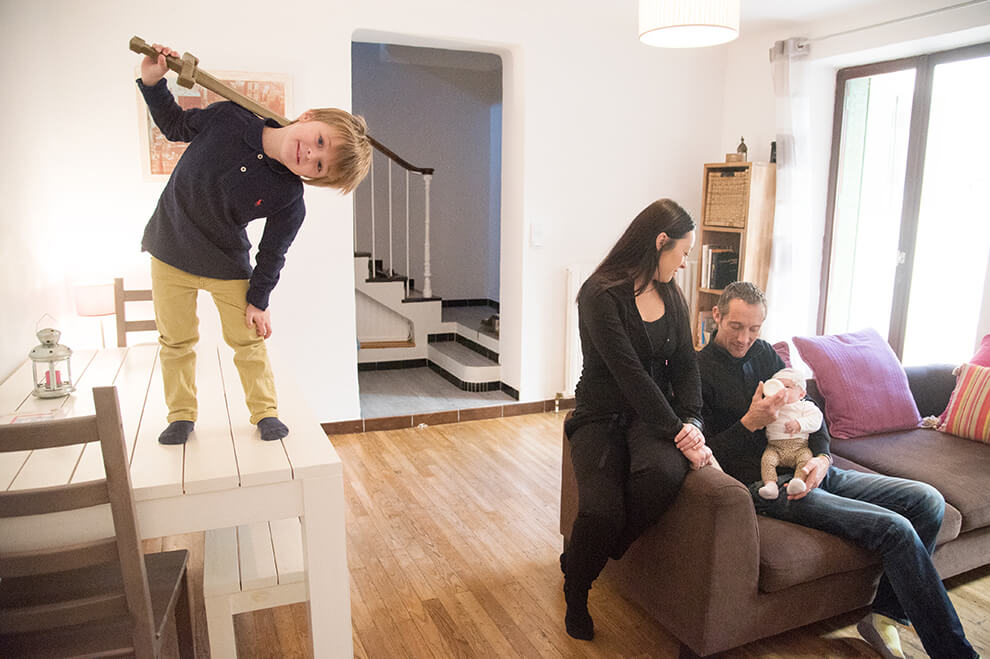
[155,412,990,658]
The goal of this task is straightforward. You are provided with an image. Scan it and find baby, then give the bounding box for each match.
[758,368,823,499]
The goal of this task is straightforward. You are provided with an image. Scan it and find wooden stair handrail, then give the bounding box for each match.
[129,36,435,177]
[368,137,434,176]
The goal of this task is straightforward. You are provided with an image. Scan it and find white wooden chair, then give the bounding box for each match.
[114,277,156,347]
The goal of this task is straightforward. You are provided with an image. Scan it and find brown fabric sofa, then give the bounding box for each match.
[559,364,989,657]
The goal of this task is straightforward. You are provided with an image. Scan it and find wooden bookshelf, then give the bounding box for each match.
[692,162,776,347]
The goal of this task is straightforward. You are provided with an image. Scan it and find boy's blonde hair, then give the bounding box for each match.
[299,108,372,194]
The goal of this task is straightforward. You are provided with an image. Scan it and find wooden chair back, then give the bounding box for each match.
[0,386,157,657]
[114,277,156,347]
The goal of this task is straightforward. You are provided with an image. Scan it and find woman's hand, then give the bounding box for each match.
[141,43,177,86]
[245,304,272,339]
[674,422,704,452]
[682,444,714,470]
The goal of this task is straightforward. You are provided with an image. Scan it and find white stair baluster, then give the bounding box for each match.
[369,151,376,278]
[387,159,393,278]
[405,170,410,298]
[423,173,433,298]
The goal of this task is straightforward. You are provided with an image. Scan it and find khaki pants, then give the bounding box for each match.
[150,257,277,425]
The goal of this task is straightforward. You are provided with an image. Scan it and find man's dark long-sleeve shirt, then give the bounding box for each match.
[566,275,702,440]
[138,79,305,310]
[697,332,830,485]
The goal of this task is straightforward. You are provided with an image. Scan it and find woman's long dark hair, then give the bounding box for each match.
[586,198,695,321]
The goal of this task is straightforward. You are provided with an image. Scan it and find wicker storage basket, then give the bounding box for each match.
[705,168,750,228]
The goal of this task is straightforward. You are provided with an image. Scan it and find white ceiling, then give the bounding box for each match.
[740,0,896,32]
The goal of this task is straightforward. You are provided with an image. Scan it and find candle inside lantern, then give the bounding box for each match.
[30,327,74,398]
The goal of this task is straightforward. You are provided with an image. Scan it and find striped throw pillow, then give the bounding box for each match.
[940,363,990,442]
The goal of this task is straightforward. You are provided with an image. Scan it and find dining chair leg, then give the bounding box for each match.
[175,570,196,658]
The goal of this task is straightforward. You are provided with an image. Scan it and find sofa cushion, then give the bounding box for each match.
[757,516,877,593]
[905,364,958,418]
[831,453,962,546]
[940,363,990,443]
[793,329,921,439]
[831,428,989,533]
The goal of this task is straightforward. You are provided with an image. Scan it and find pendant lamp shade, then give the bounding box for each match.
[639,0,740,48]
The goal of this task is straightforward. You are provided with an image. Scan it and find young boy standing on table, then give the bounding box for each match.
[136,44,371,445]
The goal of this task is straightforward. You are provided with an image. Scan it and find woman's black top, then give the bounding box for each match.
[565,273,702,440]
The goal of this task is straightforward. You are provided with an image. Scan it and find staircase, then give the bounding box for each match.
[354,141,502,392]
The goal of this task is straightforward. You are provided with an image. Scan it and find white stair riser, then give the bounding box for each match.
[354,256,442,359]
[428,344,500,383]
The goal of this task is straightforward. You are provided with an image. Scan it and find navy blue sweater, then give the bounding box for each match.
[138,79,305,310]
[698,333,831,485]
[565,275,702,440]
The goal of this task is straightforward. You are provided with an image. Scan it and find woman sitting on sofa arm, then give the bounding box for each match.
[561,198,716,641]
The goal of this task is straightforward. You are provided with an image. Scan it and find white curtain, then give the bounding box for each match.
[764,38,823,345]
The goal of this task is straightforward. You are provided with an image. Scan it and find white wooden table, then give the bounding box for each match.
[0,343,352,658]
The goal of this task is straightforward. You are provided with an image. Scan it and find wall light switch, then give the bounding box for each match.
[530,223,545,247]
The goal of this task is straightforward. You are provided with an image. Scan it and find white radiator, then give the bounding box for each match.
[564,264,593,397]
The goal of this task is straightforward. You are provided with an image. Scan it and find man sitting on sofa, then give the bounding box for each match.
[697,281,976,659]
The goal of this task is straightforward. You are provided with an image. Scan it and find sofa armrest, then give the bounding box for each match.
[605,465,763,653]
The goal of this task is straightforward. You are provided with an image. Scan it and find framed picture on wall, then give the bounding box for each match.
[136,70,291,178]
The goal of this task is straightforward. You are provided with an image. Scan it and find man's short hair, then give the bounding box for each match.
[716,281,768,316]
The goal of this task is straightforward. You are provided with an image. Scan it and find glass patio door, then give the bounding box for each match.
[821,43,990,364]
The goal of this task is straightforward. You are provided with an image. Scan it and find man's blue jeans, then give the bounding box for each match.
[751,467,976,659]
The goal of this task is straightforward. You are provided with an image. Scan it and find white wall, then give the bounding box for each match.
[719,0,990,349]
[0,0,361,420]
[0,0,728,418]
[351,42,502,302]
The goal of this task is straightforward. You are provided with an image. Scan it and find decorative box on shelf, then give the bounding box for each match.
[691,162,776,346]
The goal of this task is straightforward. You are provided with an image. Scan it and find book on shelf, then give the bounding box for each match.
[700,245,711,288]
[697,310,716,347]
[710,250,739,290]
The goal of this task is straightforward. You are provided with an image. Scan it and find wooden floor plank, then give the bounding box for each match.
[152,411,990,658]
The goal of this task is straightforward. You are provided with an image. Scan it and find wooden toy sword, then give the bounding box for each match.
[129,36,291,126]
[128,36,397,158]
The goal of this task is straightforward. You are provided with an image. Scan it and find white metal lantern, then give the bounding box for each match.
[30,328,74,398]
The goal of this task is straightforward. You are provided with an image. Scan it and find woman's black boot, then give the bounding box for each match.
[563,581,594,640]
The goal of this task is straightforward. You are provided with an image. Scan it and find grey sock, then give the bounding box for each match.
[158,420,194,445]
[258,417,289,441]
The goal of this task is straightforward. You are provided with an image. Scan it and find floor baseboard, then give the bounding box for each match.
[323,397,575,435]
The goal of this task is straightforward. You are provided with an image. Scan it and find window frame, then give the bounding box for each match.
[818,41,990,357]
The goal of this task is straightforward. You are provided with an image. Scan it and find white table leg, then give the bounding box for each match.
[205,593,237,658]
[301,472,352,658]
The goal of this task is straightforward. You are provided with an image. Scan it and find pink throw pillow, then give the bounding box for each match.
[772,341,792,368]
[940,363,990,442]
[939,333,990,424]
[968,333,990,367]
[792,328,920,439]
